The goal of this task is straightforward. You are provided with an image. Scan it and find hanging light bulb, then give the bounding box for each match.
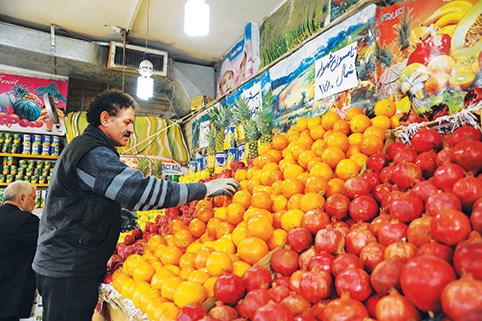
[137,59,154,100]
[184,0,210,37]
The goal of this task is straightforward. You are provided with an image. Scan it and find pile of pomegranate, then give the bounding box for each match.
[177,125,482,321]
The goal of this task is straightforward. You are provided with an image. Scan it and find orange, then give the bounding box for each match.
[283,163,305,179]
[374,98,396,117]
[348,133,363,145]
[153,245,167,261]
[311,139,326,156]
[145,297,167,320]
[123,254,143,276]
[151,268,175,291]
[350,114,371,133]
[174,228,193,249]
[232,190,252,210]
[272,194,288,212]
[335,159,360,180]
[345,107,364,121]
[160,276,182,300]
[295,118,309,132]
[371,115,391,130]
[346,144,361,157]
[147,235,166,253]
[298,150,317,169]
[268,228,288,250]
[287,193,303,210]
[233,260,251,277]
[251,191,272,210]
[188,269,210,284]
[307,157,323,172]
[169,219,186,234]
[300,193,325,212]
[215,222,234,239]
[132,260,155,282]
[206,251,233,276]
[281,209,305,231]
[290,144,309,162]
[287,127,301,143]
[247,216,274,241]
[159,303,180,321]
[225,203,245,225]
[204,277,218,297]
[138,288,161,312]
[325,131,350,152]
[196,199,212,212]
[232,224,248,246]
[309,124,326,141]
[272,133,289,151]
[164,234,175,246]
[332,119,351,135]
[159,245,182,266]
[174,281,207,307]
[273,211,285,229]
[265,173,283,191]
[180,267,195,280]
[164,264,181,275]
[281,178,305,198]
[296,172,311,185]
[188,219,206,239]
[257,154,276,169]
[214,237,236,254]
[199,232,214,244]
[196,208,214,223]
[267,149,283,163]
[179,252,197,270]
[119,277,135,298]
[307,117,322,130]
[234,168,248,181]
[305,176,328,193]
[279,158,296,172]
[298,130,315,147]
[258,143,272,156]
[237,237,269,264]
[186,242,202,254]
[363,126,386,140]
[207,217,222,236]
[321,147,345,169]
[350,153,368,168]
[132,280,151,307]
[391,113,402,129]
[263,162,280,172]
[360,135,384,155]
[194,247,214,269]
[327,177,346,196]
[321,111,341,130]
[309,162,333,180]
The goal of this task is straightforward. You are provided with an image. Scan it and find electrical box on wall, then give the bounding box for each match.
[107,42,168,76]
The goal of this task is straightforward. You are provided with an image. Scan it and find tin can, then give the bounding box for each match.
[10,165,17,175]
[39,176,47,184]
[42,135,51,144]
[237,143,246,162]
[22,141,31,154]
[27,160,35,168]
[13,133,21,145]
[207,154,215,170]
[0,132,5,144]
[15,174,23,181]
[198,156,207,171]
[224,126,236,150]
[6,174,14,183]
[33,135,42,142]
[4,133,13,144]
[215,151,227,173]
[52,136,60,145]
[50,145,59,156]
[36,161,44,169]
[188,161,198,174]
[18,167,25,175]
[11,144,20,154]
[41,143,51,156]
[6,157,14,166]
[2,143,9,153]
[227,148,237,168]
[0,174,5,183]
[30,176,38,184]
[23,134,31,143]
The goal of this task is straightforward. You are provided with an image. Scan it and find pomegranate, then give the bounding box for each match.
[302,209,330,234]
[377,220,408,246]
[369,213,391,236]
[290,271,305,294]
[349,195,378,221]
[209,305,238,321]
[308,252,334,273]
[388,194,424,223]
[345,225,377,256]
[415,151,438,178]
[431,209,471,246]
[441,274,482,321]
[400,255,456,312]
[392,146,417,163]
[451,140,482,174]
[287,228,313,253]
[237,289,271,319]
[367,152,391,173]
[453,176,482,210]
[335,268,372,301]
[363,170,380,192]
[453,232,482,279]
[177,303,206,321]
[331,253,363,277]
[391,161,422,189]
[281,294,311,316]
[433,163,465,192]
[299,247,317,270]
[382,190,404,209]
[214,274,246,305]
[366,295,381,318]
[373,183,393,204]
[243,266,272,291]
[321,292,368,321]
[359,242,385,272]
[407,215,432,247]
[315,227,345,255]
[436,148,451,167]
[271,248,299,276]
[267,284,290,303]
[384,241,417,262]
[417,242,453,262]
[370,258,403,295]
[343,176,371,199]
[446,125,481,147]
[294,311,316,321]
[425,191,462,216]
[300,270,332,303]
[324,194,350,220]
[379,164,394,183]
[410,180,439,201]
[411,127,442,152]
[387,142,406,159]
[471,206,482,233]
[253,302,294,321]
[375,288,421,321]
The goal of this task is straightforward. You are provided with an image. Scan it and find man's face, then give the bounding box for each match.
[21,188,36,212]
[101,107,136,146]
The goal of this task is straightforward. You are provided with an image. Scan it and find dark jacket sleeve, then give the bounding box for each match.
[17,214,39,248]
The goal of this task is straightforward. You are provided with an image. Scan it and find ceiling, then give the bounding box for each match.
[0,0,285,65]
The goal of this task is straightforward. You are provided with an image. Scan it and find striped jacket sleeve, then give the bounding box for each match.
[75,146,207,210]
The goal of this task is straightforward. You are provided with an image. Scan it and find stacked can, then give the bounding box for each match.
[22,134,31,155]
[51,136,60,156]
[31,135,42,155]
[41,135,51,156]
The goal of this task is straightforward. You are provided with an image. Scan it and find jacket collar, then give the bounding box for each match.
[83,124,119,156]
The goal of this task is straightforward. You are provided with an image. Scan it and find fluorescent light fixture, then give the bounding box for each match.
[184,0,210,37]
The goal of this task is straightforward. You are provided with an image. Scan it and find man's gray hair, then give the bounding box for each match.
[3,181,36,201]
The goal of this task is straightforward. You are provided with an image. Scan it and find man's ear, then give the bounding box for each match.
[100,111,111,127]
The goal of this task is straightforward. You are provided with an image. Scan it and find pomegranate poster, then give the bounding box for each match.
[376,0,482,121]
[0,73,68,136]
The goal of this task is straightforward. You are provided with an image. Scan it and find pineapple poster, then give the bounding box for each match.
[0,73,68,135]
[376,0,482,120]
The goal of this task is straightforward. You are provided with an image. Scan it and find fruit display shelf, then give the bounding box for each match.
[0,152,58,160]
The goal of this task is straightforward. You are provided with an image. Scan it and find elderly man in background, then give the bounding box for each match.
[0,181,39,321]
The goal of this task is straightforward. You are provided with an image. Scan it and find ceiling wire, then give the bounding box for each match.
[144,0,150,59]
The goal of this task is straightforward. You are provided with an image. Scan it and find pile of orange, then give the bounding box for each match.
[111,107,389,321]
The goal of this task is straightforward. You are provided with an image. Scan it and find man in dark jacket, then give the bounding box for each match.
[0,181,38,321]
[32,90,238,321]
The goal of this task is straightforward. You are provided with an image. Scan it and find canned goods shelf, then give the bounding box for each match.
[0,152,58,160]
[0,182,49,187]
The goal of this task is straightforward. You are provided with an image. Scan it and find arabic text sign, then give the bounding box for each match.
[315,42,358,101]
[240,81,262,116]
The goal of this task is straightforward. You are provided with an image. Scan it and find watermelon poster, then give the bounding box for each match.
[0,73,68,135]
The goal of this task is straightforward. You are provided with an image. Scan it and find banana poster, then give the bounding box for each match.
[376,0,482,120]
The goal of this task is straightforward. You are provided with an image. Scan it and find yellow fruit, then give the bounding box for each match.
[371,115,391,130]
[237,237,269,264]
[188,269,210,284]
[281,209,305,231]
[348,133,363,146]
[350,114,371,133]
[325,131,350,152]
[309,162,333,180]
[374,98,396,117]
[345,107,365,121]
[321,147,345,169]
[391,114,402,129]
[350,153,369,168]
[205,251,233,276]
[335,159,359,180]
[295,118,309,132]
[307,117,322,130]
[160,276,182,300]
[321,111,341,130]
[174,281,207,307]
[233,260,251,277]
[268,229,288,250]
[204,277,218,297]
[363,126,386,140]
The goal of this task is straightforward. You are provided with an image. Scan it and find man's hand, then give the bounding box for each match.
[204,178,240,197]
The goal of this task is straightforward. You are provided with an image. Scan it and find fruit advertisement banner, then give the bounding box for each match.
[0,73,68,136]
[232,72,272,117]
[375,0,482,121]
